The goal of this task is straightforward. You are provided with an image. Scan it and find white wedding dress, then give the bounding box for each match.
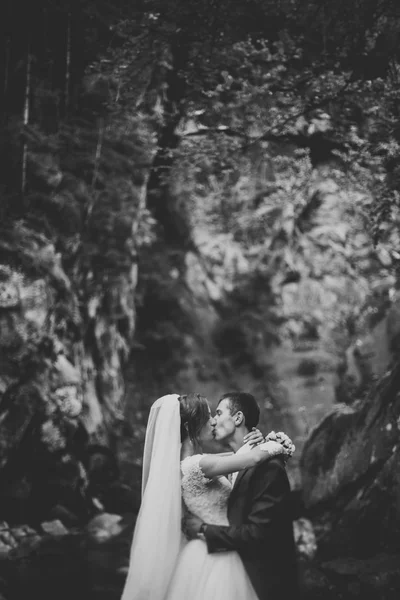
[165,454,258,600]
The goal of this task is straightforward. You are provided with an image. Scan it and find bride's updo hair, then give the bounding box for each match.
[178,393,210,445]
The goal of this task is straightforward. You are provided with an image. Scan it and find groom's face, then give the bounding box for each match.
[213,398,236,442]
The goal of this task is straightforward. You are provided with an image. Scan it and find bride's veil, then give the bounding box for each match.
[121,394,184,600]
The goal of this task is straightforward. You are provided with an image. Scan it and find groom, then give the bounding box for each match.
[185,391,299,599]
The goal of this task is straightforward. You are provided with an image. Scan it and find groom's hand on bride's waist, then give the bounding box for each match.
[184,514,204,540]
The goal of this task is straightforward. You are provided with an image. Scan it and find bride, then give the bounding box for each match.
[120,393,287,600]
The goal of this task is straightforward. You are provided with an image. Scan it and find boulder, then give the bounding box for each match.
[294,517,318,560]
[85,513,125,544]
[300,362,400,557]
[40,520,69,537]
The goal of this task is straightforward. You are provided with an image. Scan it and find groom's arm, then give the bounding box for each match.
[203,459,289,554]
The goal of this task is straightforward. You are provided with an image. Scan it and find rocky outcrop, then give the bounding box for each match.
[297,301,400,590]
[129,135,399,490]
[0,153,149,524]
[0,34,172,525]
[300,360,400,559]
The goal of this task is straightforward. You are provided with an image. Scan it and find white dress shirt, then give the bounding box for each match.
[230,441,253,488]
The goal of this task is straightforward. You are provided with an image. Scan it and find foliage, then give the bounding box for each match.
[1,0,400,417]
[133,0,400,244]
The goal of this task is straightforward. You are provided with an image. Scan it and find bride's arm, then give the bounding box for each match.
[199,441,283,479]
[212,451,234,457]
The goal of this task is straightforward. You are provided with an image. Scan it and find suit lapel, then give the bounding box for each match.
[230,468,248,499]
[228,444,255,505]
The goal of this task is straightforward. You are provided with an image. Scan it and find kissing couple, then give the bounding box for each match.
[121,391,299,600]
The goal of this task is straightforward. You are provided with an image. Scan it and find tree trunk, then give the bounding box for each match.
[65,10,71,116]
[91,118,104,188]
[145,38,194,249]
[21,44,31,195]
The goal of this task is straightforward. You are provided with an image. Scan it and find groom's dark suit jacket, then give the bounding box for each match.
[204,456,299,600]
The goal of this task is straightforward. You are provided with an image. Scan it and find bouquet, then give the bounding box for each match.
[265,431,295,460]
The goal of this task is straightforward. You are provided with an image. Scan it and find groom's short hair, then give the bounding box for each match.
[219,392,260,430]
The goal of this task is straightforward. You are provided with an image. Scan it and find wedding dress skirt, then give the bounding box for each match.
[165,455,258,600]
[165,538,258,600]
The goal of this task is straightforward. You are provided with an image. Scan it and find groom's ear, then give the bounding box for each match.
[234,411,244,426]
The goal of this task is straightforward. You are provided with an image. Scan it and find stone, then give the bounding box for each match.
[9,525,37,540]
[85,513,124,543]
[40,520,69,537]
[294,517,318,560]
[300,363,400,557]
[0,531,17,548]
[0,541,12,558]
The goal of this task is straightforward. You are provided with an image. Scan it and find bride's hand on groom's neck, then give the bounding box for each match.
[243,427,264,447]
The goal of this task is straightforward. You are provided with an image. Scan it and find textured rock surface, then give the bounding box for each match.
[0,191,146,524]
[300,361,400,558]
[127,153,400,490]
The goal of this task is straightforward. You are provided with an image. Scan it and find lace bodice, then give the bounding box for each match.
[181,454,231,526]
